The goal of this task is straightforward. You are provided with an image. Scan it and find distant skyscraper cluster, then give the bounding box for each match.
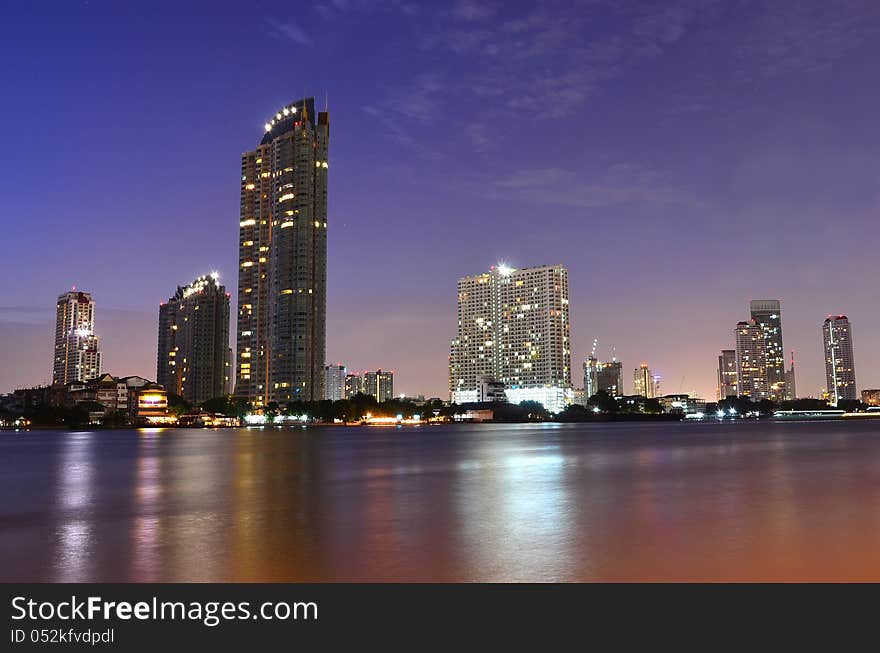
[235,97,329,406]
[157,273,231,404]
[339,369,394,402]
[727,300,794,402]
[718,301,864,407]
[449,264,572,412]
[53,291,101,385]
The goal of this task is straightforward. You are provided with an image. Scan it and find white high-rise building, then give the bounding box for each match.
[823,315,857,404]
[53,290,101,385]
[449,263,572,412]
[324,363,346,401]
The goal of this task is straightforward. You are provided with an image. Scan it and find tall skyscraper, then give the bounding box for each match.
[785,350,797,400]
[53,290,101,385]
[749,300,788,401]
[324,363,346,401]
[823,315,857,404]
[717,349,738,399]
[733,300,789,401]
[449,264,572,412]
[735,320,765,399]
[633,363,658,398]
[235,97,329,406]
[362,369,394,402]
[157,274,230,404]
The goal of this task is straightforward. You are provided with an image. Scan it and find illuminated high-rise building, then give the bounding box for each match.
[749,300,789,401]
[583,355,599,398]
[633,363,659,398]
[450,264,572,412]
[235,97,329,406]
[324,363,346,401]
[823,315,857,404]
[157,274,230,404]
[344,373,362,399]
[362,369,394,402]
[735,320,765,399]
[717,349,738,399]
[734,300,789,401]
[53,290,101,385]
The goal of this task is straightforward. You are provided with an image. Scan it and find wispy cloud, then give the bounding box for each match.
[268,20,313,45]
[491,163,702,209]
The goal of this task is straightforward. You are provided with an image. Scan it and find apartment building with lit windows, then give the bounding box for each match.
[157,274,230,404]
[823,315,857,404]
[449,264,572,412]
[53,290,101,385]
[236,97,329,405]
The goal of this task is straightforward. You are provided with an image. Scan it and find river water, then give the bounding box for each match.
[2,420,880,581]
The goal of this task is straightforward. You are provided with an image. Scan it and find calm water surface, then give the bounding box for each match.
[3,421,880,581]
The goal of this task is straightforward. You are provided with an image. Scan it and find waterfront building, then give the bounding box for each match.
[748,300,789,401]
[717,349,738,399]
[633,363,659,398]
[235,97,330,406]
[735,319,767,399]
[324,363,346,401]
[157,274,230,404]
[449,263,572,412]
[658,394,707,415]
[862,389,880,406]
[451,375,508,404]
[362,369,394,403]
[823,315,857,404]
[53,290,101,385]
[785,350,797,400]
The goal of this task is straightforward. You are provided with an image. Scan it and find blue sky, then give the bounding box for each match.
[1,0,879,398]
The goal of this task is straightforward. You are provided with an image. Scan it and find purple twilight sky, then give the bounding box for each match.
[1,0,878,399]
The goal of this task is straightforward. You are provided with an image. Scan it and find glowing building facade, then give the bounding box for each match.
[157,274,231,404]
[449,264,572,412]
[235,97,329,405]
[633,363,659,398]
[823,315,857,404]
[53,291,101,385]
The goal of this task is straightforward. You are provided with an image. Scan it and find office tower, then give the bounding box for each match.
[583,355,598,398]
[717,349,738,399]
[749,300,788,400]
[449,264,572,412]
[235,97,329,406]
[344,373,362,399]
[861,389,880,406]
[596,360,623,396]
[324,363,346,401]
[823,315,857,404]
[157,273,230,404]
[633,363,658,398]
[53,290,101,385]
[362,370,394,402]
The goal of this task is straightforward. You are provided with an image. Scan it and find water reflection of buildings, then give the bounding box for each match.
[453,425,576,581]
[54,433,96,582]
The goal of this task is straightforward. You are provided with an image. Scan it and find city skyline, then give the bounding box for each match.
[3,1,880,399]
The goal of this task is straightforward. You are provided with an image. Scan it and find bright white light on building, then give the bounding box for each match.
[264,123,271,131]
[210,271,219,281]
[497,263,514,276]
[283,107,289,116]
[74,328,92,337]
